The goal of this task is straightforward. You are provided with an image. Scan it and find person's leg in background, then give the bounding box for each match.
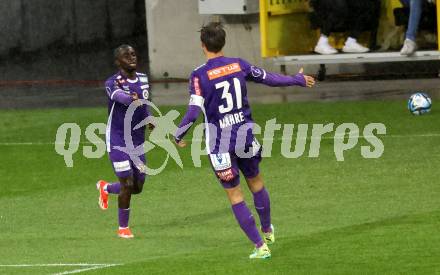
[342,0,371,53]
[313,0,347,54]
[400,0,423,55]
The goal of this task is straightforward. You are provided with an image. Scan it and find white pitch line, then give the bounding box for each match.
[0,263,107,267]
[52,264,121,275]
[0,133,439,146]
[0,263,122,275]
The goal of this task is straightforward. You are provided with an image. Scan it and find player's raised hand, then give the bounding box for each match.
[131,92,139,100]
[299,68,315,88]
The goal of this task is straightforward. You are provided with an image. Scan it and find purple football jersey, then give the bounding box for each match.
[186,56,306,154]
[104,72,150,153]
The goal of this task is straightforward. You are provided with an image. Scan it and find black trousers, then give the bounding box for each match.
[310,0,378,39]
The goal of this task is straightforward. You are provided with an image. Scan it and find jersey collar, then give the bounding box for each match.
[118,71,139,83]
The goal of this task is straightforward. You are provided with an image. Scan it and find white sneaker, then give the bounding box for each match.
[400,38,417,56]
[342,37,369,53]
[314,42,338,55]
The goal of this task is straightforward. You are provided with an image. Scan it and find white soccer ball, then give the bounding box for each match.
[408,92,432,115]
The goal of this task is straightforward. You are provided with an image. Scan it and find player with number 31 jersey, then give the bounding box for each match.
[175,22,315,259]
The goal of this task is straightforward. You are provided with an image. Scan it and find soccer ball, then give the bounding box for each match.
[408,92,432,115]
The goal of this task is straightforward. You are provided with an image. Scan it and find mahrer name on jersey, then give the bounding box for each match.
[219,111,245,129]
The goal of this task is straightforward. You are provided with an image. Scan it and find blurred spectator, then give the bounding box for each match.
[310,0,377,55]
[399,0,423,55]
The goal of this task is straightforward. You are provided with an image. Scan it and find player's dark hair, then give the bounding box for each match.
[114,44,133,59]
[200,22,226,53]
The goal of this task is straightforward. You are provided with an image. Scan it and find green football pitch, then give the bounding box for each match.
[0,101,439,274]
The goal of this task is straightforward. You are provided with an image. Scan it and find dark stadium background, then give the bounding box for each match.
[0,0,439,110]
[0,0,148,109]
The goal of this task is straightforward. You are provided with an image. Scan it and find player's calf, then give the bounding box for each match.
[131,179,145,195]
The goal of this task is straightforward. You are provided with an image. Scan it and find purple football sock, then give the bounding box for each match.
[118,208,130,228]
[232,201,263,247]
[106,183,121,194]
[253,187,272,232]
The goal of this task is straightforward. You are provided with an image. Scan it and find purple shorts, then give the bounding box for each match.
[108,150,146,183]
[209,149,262,189]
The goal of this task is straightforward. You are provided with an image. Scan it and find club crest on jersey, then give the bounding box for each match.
[139,76,148,83]
[142,90,149,99]
[122,85,130,91]
[251,66,263,78]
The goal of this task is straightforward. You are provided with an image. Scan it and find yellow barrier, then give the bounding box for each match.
[260,0,439,57]
[259,0,315,57]
[438,1,440,50]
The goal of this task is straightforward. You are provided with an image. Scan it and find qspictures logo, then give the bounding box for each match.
[54,100,386,175]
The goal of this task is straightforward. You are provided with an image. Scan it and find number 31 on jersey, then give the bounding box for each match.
[216,78,242,114]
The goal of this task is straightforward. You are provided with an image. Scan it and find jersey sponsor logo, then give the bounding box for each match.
[217,168,235,182]
[194,76,202,96]
[122,85,130,91]
[113,160,131,172]
[210,153,232,171]
[207,63,241,80]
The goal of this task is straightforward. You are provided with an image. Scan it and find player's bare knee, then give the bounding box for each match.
[119,176,135,193]
[246,174,264,193]
[225,186,244,205]
[132,181,144,194]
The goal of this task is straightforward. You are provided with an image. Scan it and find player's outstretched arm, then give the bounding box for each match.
[257,68,315,88]
[241,59,315,88]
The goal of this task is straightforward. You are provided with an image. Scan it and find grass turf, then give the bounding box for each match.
[0,101,439,274]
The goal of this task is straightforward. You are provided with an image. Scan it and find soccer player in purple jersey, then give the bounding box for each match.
[96,45,152,239]
[174,23,315,259]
